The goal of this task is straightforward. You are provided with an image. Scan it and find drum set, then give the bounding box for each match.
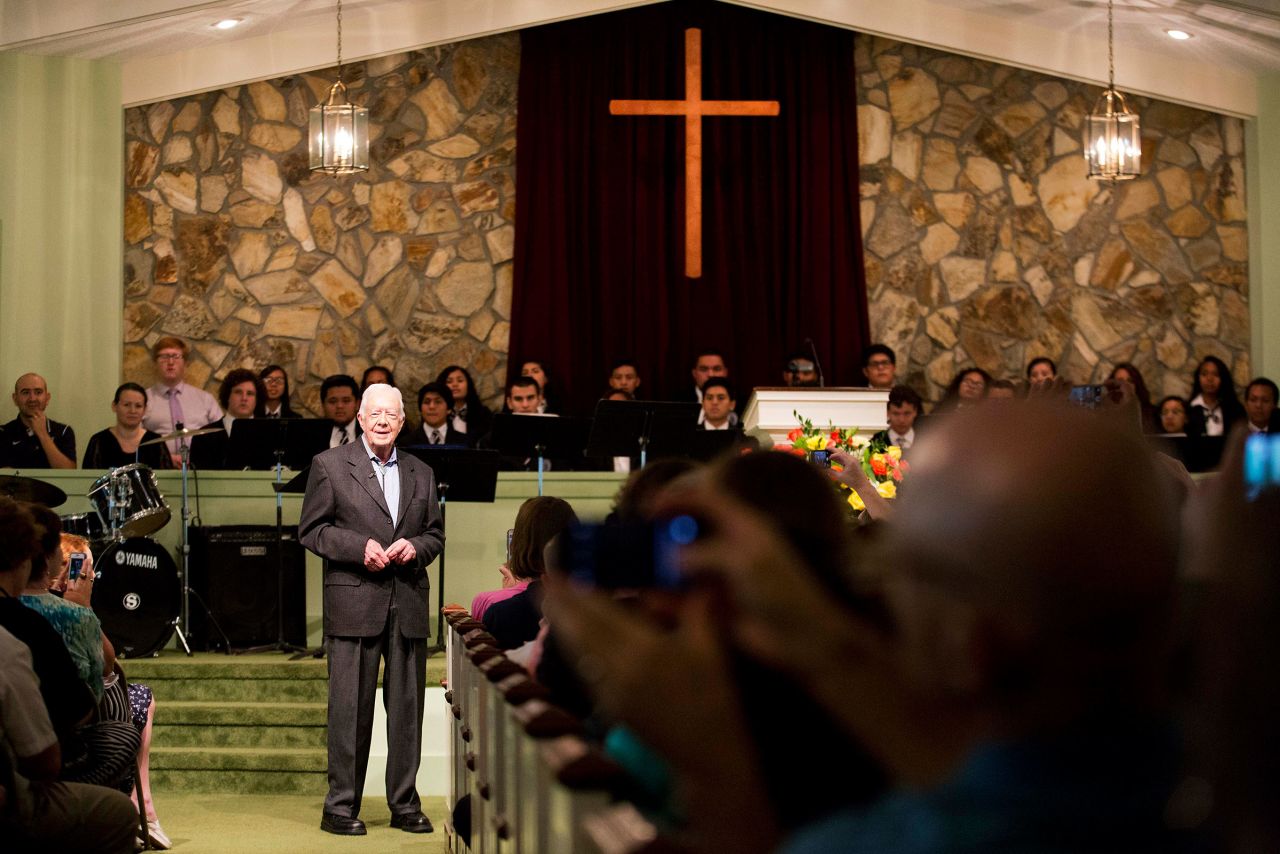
[62,425,223,658]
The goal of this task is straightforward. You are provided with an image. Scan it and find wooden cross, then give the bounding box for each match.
[610,28,780,278]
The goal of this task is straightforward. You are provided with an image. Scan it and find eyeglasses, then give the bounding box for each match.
[867,359,894,368]
[262,376,286,386]
[155,353,184,362]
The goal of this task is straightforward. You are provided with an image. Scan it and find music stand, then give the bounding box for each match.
[399,447,500,651]
[661,429,748,462]
[585,400,700,469]
[491,414,592,494]
[226,418,333,471]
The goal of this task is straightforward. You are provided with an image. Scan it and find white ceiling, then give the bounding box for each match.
[1,0,1271,114]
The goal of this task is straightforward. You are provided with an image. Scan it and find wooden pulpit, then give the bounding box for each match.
[741,387,891,446]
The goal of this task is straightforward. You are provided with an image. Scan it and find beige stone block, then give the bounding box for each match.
[1155,328,1187,369]
[888,68,940,128]
[428,134,482,159]
[155,169,198,215]
[1157,167,1192,210]
[1051,127,1079,156]
[230,232,272,279]
[990,250,1018,283]
[249,122,302,153]
[281,188,315,252]
[263,305,323,339]
[230,199,278,228]
[147,101,175,145]
[1115,180,1159,220]
[126,141,160,188]
[453,181,500,216]
[310,330,343,379]
[493,264,512,319]
[310,205,337,254]
[994,100,1046,138]
[311,259,367,318]
[924,307,959,348]
[869,290,920,359]
[123,303,164,343]
[1008,174,1035,207]
[1218,225,1248,262]
[212,94,241,135]
[425,246,455,279]
[963,157,1003,194]
[1090,239,1133,290]
[1073,256,1093,287]
[857,105,891,164]
[468,309,496,341]
[1031,81,1068,110]
[244,270,309,305]
[865,89,887,109]
[919,223,959,266]
[163,135,193,165]
[160,293,218,339]
[1164,206,1211,239]
[248,81,287,122]
[939,256,986,302]
[363,236,403,288]
[1035,155,1098,233]
[487,321,510,353]
[370,182,411,234]
[1190,123,1224,169]
[388,150,461,183]
[337,233,365,278]
[1023,265,1054,306]
[125,194,152,245]
[412,78,464,141]
[438,262,495,316]
[242,152,283,204]
[485,225,515,264]
[267,244,299,273]
[860,200,875,239]
[1121,218,1192,284]
[419,202,462,235]
[890,132,921,181]
[933,192,974,229]
[173,102,201,134]
[200,176,229,213]
[922,139,960,191]
[366,304,387,337]
[405,312,467,355]
[958,84,990,101]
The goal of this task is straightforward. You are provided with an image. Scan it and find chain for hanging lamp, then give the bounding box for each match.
[310,0,369,174]
[1084,0,1141,181]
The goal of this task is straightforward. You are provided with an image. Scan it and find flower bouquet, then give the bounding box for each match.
[783,411,908,512]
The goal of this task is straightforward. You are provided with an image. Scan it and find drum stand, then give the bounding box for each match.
[237,450,310,656]
[170,435,232,657]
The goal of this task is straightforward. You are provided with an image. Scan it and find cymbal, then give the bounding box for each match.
[0,474,68,507]
[140,426,222,446]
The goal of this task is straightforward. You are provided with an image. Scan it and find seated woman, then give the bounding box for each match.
[480,496,578,649]
[82,383,172,471]
[255,364,299,418]
[932,367,990,414]
[1187,355,1245,437]
[189,368,263,469]
[1026,356,1057,390]
[1109,362,1158,432]
[520,360,560,414]
[436,365,493,444]
[57,533,170,849]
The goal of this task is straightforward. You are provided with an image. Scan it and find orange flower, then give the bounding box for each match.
[892,468,903,482]
[787,427,803,443]
[870,454,888,477]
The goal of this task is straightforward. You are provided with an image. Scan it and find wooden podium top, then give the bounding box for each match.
[741,387,890,445]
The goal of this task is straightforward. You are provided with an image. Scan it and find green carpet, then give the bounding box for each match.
[150,792,449,852]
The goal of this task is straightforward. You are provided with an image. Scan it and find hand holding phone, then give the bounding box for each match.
[68,552,87,581]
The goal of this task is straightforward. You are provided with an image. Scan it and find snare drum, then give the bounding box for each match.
[87,463,170,538]
[92,537,180,658]
[60,512,106,544]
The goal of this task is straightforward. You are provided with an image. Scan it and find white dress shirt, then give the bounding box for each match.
[330,420,357,448]
[889,427,915,450]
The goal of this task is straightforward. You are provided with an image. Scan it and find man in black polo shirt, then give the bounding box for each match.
[1,373,76,469]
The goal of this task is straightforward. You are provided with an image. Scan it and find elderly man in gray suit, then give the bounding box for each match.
[299,383,445,836]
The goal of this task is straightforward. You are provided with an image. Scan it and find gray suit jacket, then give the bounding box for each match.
[298,440,445,638]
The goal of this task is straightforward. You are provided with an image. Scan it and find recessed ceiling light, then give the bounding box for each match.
[1165,29,1193,40]
[213,18,242,30]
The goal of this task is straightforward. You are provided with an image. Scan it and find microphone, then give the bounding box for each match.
[804,337,826,388]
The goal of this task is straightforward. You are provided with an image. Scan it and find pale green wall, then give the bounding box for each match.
[0,52,122,459]
[1247,73,1280,381]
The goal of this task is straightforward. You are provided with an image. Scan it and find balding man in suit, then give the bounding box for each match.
[299,383,444,837]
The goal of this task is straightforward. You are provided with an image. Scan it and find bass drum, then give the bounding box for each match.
[92,538,180,658]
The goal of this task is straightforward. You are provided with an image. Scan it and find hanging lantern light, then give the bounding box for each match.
[1084,0,1141,181]
[310,0,368,175]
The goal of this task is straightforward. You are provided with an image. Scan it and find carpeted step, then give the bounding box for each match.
[150,768,328,796]
[160,700,328,727]
[124,654,448,684]
[151,746,327,773]
[142,676,328,703]
[155,712,326,749]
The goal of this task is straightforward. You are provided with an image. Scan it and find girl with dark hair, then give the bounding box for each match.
[1187,355,1244,437]
[436,365,493,442]
[190,369,263,469]
[1109,363,1158,433]
[479,496,579,646]
[1026,356,1057,387]
[83,383,173,470]
[933,367,991,414]
[256,364,298,418]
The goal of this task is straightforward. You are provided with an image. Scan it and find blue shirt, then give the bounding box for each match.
[361,436,400,529]
[20,592,104,702]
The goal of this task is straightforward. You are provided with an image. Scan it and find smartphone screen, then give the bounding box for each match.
[1245,433,1280,501]
[68,552,86,580]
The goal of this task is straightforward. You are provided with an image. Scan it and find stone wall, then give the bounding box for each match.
[857,36,1249,402]
[122,34,518,414]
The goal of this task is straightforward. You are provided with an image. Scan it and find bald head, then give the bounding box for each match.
[883,402,1180,718]
[12,373,51,419]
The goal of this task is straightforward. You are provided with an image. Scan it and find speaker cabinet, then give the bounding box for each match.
[188,525,306,650]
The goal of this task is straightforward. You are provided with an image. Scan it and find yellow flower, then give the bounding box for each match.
[805,435,828,451]
[886,446,902,461]
[847,491,866,511]
[876,480,897,499]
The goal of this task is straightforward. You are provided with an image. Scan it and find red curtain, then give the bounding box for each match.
[510,0,868,412]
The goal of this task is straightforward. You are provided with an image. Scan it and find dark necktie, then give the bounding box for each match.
[431,429,442,444]
[339,428,350,444]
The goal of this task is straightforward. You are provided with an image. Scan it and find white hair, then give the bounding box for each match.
[359,383,404,418]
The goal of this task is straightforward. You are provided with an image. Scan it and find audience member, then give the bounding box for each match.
[1110,363,1158,433]
[871,386,923,452]
[400,382,466,446]
[686,351,729,403]
[142,337,222,465]
[521,361,559,413]
[190,368,262,469]
[860,344,896,390]
[83,383,171,471]
[256,365,298,419]
[1159,396,1189,434]
[986,378,1018,400]
[0,373,76,469]
[361,365,395,392]
[506,377,544,415]
[608,361,642,397]
[1026,356,1057,388]
[436,365,493,440]
[782,352,819,387]
[481,497,578,649]
[1187,355,1244,437]
[1244,377,1279,433]
[932,367,990,414]
[698,378,739,430]
[321,374,361,448]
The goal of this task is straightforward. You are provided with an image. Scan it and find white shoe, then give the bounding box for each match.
[145,819,172,850]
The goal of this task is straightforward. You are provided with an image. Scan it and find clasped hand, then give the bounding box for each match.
[364,538,416,571]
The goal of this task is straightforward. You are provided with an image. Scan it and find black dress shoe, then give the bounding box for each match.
[389,811,434,833]
[321,813,367,835]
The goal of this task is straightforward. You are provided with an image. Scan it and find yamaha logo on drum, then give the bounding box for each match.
[115,550,160,570]
[123,592,142,611]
